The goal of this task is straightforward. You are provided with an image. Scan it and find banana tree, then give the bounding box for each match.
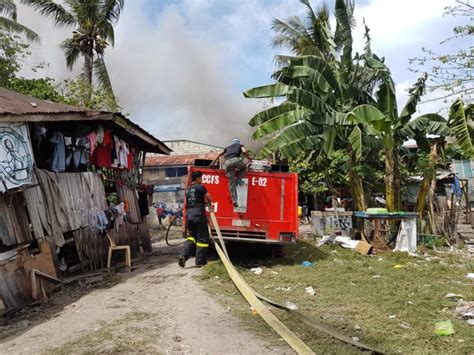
[244,0,386,211]
[348,96,473,215]
[352,52,455,212]
[244,54,381,211]
[410,98,474,219]
[413,99,474,216]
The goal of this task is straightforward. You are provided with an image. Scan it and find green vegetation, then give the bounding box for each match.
[0,24,121,111]
[245,0,474,233]
[0,1,124,110]
[201,242,474,354]
[24,0,124,106]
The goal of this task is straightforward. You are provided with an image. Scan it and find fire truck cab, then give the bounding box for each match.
[185,161,299,244]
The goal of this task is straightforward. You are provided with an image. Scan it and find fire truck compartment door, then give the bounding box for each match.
[234,178,248,213]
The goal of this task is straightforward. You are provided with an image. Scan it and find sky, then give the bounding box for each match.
[16,0,468,147]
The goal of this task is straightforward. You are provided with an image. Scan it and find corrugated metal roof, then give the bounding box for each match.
[145,152,219,167]
[0,88,171,154]
[0,88,100,115]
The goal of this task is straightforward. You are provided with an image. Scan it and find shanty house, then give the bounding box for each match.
[0,88,170,315]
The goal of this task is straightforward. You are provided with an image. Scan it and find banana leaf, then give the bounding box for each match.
[243,83,291,98]
[448,98,474,158]
[249,102,298,127]
[252,109,310,139]
[348,126,362,159]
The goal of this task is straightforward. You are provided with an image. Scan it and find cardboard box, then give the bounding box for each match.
[355,241,373,255]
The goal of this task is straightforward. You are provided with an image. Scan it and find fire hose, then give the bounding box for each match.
[165,216,184,246]
[207,209,383,354]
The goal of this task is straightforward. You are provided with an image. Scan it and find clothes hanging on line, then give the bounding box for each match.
[49,131,66,173]
[65,137,89,171]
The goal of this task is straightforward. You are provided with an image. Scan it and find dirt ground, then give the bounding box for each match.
[0,236,289,354]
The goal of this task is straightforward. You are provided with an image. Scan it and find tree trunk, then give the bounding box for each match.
[415,143,438,216]
[384,147,395,212]
[393,149,402,211]
[415,176,431,215]
[83,45,93,86]
[349,152,366,211]
[427,178,438,235]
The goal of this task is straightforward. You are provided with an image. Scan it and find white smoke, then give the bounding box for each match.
[15,0,297,146]
[14,0,456,147]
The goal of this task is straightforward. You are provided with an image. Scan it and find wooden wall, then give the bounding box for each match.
[0,169,152,314]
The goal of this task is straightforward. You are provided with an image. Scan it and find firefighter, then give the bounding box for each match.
[178,171,213,268]
[211,138,252,207]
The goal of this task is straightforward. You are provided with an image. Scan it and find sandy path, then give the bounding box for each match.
[0,241,288,354]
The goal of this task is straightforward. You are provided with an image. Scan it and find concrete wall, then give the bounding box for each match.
[163,140,222,155]
[311,211,353,236]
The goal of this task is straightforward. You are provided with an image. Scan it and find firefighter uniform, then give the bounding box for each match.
[181,182,210,266]
[223,140,247,206]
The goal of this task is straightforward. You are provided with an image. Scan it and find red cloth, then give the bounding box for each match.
[103,129,113,146]
[93,146,112,167]
[90,128,113,168]
[127,147,135,169]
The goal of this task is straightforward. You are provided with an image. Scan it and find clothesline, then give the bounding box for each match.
[33,124,137,174]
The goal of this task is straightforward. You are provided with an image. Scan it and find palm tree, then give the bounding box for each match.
[0,0,39,41]
[272,0,330,61]
[22,0,124,101]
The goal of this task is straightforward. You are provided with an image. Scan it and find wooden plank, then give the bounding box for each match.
[23,184,46,240]
[30,269,60,301]
[0,193,32,245]
[26,173,51,236]
[20,241,58,279]
[12,193,34,244]
[117,185,141,223]
[32,269,61,283]
[0,195,17,245]
[0,264,32,310]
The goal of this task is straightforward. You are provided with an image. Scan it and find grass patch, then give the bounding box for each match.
[200,241,474,354]
[46,312,162,354]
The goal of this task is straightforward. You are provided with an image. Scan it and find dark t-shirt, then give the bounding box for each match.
[186,183,208,223]
[224,143,243,159]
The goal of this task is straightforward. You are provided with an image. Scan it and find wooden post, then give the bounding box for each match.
[332,196,341,231]
[463,179,470,224]
[428,179,437,235]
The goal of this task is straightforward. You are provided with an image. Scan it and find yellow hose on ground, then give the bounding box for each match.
[209,211,315,354]
[208,210,383,354]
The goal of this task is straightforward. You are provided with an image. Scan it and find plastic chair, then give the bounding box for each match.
[106,233,131,273]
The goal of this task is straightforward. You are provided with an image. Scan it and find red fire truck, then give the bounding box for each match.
[184,163,299,244]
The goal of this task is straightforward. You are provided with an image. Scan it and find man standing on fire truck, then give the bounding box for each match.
[178,171,213,268]
[211,138,252,207]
